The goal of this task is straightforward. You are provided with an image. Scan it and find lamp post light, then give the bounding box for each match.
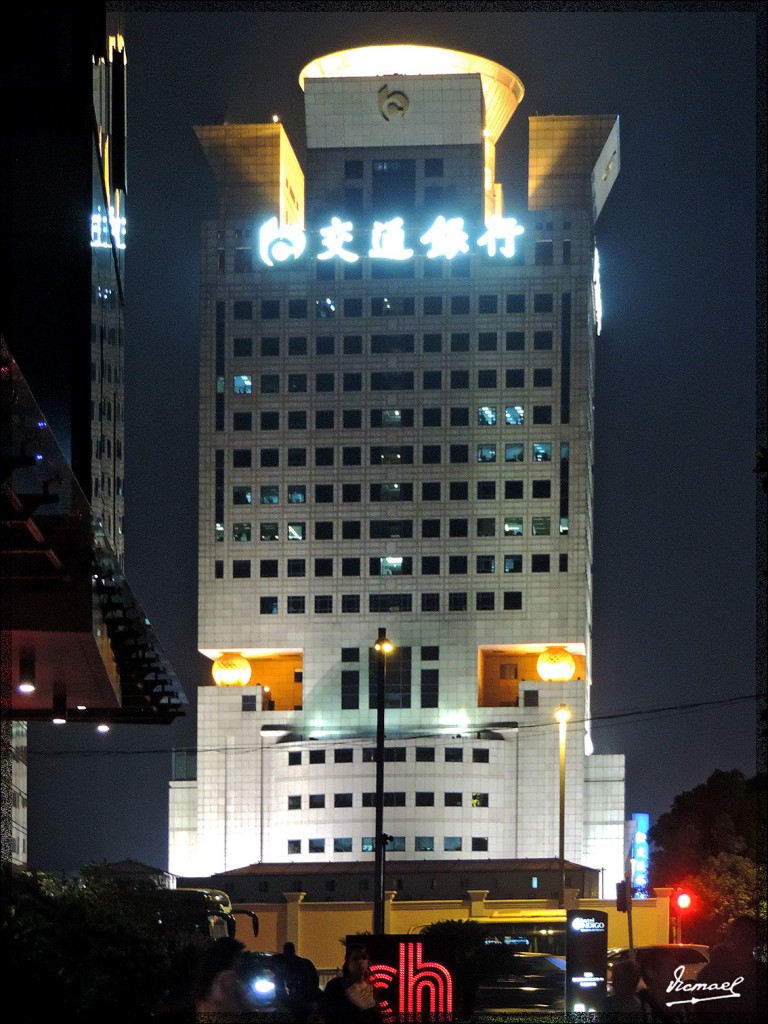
[554,703,571,908]
[373,627,394,934]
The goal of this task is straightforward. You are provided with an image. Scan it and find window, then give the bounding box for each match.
[288,373,307,393]
[316,372,335,392]
[344,297,363,317]
[261,522,278,541]
[535,240,553,265]
[423,296,443,315]
[371,298,415,317]
[287,840,301,854]
[449,519,468,538]
[288,796,301,810]
[532,516,551,536]
[449,555,468,575]
[421,668,439,708]
[344,335,363,354]
[472,792,489,807]
[314,558,333,577]
[421,556,440,575]
[415,836,434,852]
[534,330,553,351]
[560,553,569,572]
[343,484,362,503]
[444,837,462,852]
[309,794,325,809]
[532,554,551,572]
[308,839,325,854]
[342,557,360,576]
[506,294,525,313]
[232,522,251,542]
[233,412,252,431]
[506,444,524,463]
[423,370,442,390]
[534,368,553,387]
[477,445,497,463]
[504,554,522,573]
[422,519,441,538]
[415,792,435,807]
[422,408,441,428]
[477,405,496,426]
[503,591,523,610]
[233,300,252,320]
[473,748,490,763]
[315,484,334,503]
[233,337,252,357]
[507,370,524,390]
[532,480,551,498]
[423,333,442,353]
[504,517,523,537]
[534,293,554,313]
[471,837,489,852]
[341,671,359,710]
[422,593,440,612]
[233,448,252,468]
[477,481,496,500]
[288,751,301,766]
[523,689,539,707]
[343,447,362,466]
[233,374,252,394]
[362,837,375,853]
[478,331,498,351]
[422,445,441,464]
[261,336,279,357]
[533,443,552,462]
[343,372,362,391]
[232,560,251,578]
[451,295,470,314]
[415,747,435,762]
[288,448,306,466]
[478,369,497,388]
[476,591,495,610]
[315,447,334,466]
[335,746,354,760]
[342,594,360,613]
[505,481,524,499]
[506,331,525,351]
[343,409,362,429]
[261,448,279,467]
[233,485,252,505]
[288,299,307,319]
[506,405,525,426]
[477,555,495,574]
[287,522,305,541]
[287,596,305,614]
[449,481,468,500]
[261,299,280,319]
[449,445,468,463]
[450,370,469,389]
[371,370,414,390]
[260,559,278,579]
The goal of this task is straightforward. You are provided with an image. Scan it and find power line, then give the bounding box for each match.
[27,692,758,757]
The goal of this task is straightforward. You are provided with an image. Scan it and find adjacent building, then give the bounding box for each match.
[170,45,626,893]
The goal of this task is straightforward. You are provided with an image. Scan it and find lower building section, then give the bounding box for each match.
[169,679,625,890]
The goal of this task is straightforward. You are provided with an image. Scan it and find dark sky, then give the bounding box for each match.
[27,6,764,877]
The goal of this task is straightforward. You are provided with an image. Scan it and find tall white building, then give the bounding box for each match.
[170,45,626,893]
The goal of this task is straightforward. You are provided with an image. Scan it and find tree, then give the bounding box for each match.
[0,865,204,1018]
[649,770,763,885]
[686,853,758,942]
[420,919,515,1018]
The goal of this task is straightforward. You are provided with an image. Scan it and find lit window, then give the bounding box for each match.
[415,836,434,852]
[287,486,306,504]
[288,522,305,541]
[504,554,522,573]
[232,522,251,542]
[477,406,497,426]
[533,443,552,462]
[233,374,252,394]
[260,485,279,505]
[505,405,525,426]
[505,444,524,463]
[477,445,497,463]
[260,522,279,541]
[504,517,524,537]
[532,517,551,536]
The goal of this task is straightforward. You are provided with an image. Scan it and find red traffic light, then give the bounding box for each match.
[672,890,693,913]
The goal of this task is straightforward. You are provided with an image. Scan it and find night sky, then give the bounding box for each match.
[27,6,763,877]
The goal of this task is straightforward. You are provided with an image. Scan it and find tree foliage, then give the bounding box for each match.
[0,865,203,1019]
[648,770,763,885]
[686,853,758,937]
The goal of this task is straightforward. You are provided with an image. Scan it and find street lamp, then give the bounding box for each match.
[554,703,571,908]
[373,627,394,934]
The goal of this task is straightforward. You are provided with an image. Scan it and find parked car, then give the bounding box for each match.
[475,952,566,1011]
[236,951,282,1011]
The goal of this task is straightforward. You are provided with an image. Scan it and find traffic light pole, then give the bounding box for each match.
[625,870,635,956]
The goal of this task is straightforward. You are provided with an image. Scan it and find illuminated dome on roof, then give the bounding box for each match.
[299,45,524,143]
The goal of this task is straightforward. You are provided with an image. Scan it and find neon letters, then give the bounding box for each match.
[370,941,453,1022]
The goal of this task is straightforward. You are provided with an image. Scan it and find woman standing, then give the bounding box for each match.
[322,944,383,1024]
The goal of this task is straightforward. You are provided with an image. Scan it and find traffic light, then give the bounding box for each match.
[616,880,628,913]
[672,889,693,915]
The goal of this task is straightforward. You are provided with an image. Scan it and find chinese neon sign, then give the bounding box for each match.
[257,214,523,267]
[631,812,650,899]
[90,206,126,250]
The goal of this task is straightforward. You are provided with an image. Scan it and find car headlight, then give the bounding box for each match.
[251,978,276,996]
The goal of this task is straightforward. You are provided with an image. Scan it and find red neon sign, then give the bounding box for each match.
[370,941,454,1021]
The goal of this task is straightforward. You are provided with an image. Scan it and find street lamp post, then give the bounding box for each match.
[555,703,571,908]
[373,627,393,934]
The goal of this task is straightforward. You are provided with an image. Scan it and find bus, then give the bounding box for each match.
[155,887,258,942]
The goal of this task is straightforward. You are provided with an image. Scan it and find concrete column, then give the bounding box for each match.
[467,890,489,917]
[283,891,306,949]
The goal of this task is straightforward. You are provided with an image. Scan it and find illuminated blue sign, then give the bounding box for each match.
[90,205,126,250]
[631,812,650,899]
[257,214,523,267]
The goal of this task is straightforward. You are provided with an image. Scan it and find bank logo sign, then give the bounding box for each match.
[258,215,524,267]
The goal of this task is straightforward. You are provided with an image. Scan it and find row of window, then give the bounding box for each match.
[286,744,488,765]
[232,331,555,359]
[228,440,563,464]
[225,516,564,539]
[287,836,489,854]
[227,479,555,502]
[227,369,555,395]
[211,584,525,614]
[288,791,491,810]
[229,294,555,322]
[221,552,567,575]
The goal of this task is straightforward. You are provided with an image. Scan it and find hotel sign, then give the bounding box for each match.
[360,935,457,1021]
[258,214,524,267]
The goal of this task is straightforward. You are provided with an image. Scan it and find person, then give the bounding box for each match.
[274,940,321,1023]
[601,958,649,1021]
[192,935,256,1017]
[690,915,763,1023]
[322,944,383,1024]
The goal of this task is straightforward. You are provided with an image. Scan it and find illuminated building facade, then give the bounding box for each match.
[171,46,626,892]
[2,10,185,869]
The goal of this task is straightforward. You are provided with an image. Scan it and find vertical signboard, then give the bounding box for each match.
[355,935,456,1022]
[565,910,608,1014]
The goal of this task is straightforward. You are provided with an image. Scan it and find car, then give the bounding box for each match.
[237,951,282,1011]
[475,952,566,1011]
